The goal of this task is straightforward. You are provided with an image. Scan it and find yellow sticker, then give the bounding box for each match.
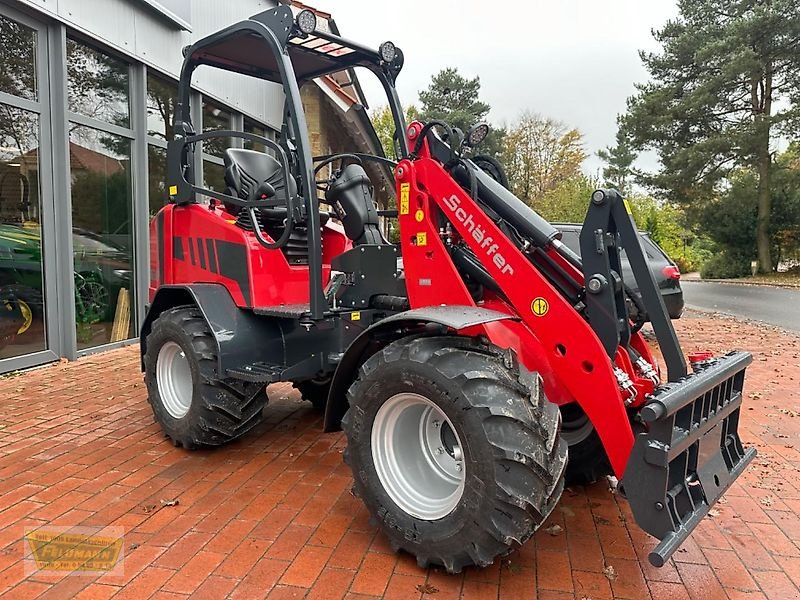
[623,199,633,215]
[414,209,424,222]
[400,183,410,215]
[169,185,178,196]
[416,232,427,246]
[350,311,361,321]
[531,297,549,317]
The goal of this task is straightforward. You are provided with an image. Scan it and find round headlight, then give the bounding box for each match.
[465,123,490,147]
[379,41,396,63]
[296,9,317,35]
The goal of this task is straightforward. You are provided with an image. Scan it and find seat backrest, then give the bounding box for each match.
[224,148,296,204]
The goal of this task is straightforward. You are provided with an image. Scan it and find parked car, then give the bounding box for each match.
[553,223,684,319]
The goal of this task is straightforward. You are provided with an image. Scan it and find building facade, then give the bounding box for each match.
[0,0,385,374]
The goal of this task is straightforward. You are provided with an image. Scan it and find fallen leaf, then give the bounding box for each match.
[160,498,179,507]
[760,496,774,507]
[603,564,617,581]
[708,508,720,517]
[142,504,157,514]
[544,524,563,536]
[416,583,439,594]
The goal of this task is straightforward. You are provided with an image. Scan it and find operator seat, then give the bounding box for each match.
[223,148,296,220]
[223,148,328,265]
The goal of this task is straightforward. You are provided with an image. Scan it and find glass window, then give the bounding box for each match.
[0,14,38,101]
[0,104,46,359]
[559,230,581,254]
[201,99,231,158]
[147,145,168,217]
[69,125,134,349]
[203,160,226,195]
[244,117,267,152]
[146,74,178,142]
[66,38,130,128]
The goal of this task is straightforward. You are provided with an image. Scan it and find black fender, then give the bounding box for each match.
[140,284,284,374]
[323,305,516,431]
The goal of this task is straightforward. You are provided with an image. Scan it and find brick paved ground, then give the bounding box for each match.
[0,311,797,599]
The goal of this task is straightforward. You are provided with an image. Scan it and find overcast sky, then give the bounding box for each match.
[310,0,679,174]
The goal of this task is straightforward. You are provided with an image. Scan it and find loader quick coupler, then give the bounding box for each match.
[622,351,756,566]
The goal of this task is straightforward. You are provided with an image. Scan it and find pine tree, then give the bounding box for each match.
[597,121,637,195]
[418,68,504,158]
[623,0,800,273]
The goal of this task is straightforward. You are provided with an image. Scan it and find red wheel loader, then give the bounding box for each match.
[141,6,755,572]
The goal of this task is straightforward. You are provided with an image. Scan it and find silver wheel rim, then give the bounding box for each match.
[560,408,594,446]
[157,341,193,419]
[371,392,465,520]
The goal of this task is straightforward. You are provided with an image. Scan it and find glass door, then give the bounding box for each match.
[0,8,57,366]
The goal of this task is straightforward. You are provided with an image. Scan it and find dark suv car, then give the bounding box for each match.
[554,223,684,319]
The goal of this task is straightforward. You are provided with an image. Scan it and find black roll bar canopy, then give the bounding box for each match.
[167,5,408,320]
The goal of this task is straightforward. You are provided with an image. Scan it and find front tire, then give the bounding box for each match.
[560,403,612,485]
[143,306,268,449]
[342,336,567,573]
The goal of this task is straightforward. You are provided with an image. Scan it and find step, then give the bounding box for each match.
[251,304,311,319]
[226,362,283,383]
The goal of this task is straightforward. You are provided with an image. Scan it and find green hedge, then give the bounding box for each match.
[700,252,752,279]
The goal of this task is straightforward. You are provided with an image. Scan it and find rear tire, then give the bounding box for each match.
[560,403,612,485]
[342,336,567,573]
[143,306,268,449]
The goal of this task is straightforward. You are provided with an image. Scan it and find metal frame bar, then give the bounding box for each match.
[580,189,687,381]
[0,2,62,371]
[40,21,78,361]
[131,62,149,332]
[66,111,135,139]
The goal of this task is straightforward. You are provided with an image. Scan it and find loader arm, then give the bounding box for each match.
[398,122,755,566]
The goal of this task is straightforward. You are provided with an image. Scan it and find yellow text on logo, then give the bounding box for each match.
[25,529,123,572]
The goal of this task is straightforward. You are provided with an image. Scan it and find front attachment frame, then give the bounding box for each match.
[622,351,756,566]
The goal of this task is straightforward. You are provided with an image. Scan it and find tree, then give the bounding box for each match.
[501,112,587,205]
[697,144,800,269]
[623,0,800,273]
[418,68,505,157]
[370,104,420,160]
[535,174,599,223]
[597,119,637,194]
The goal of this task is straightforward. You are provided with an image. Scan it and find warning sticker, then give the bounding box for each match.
[415,209,425,222]
[416,232,427,246]
[623,198,633,215]
[350,311,361,321]
[400,183,410,215]
[169,185,178,196]
[531,297,549,317]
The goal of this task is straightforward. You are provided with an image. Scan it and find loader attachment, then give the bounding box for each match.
[622,351,756,566]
